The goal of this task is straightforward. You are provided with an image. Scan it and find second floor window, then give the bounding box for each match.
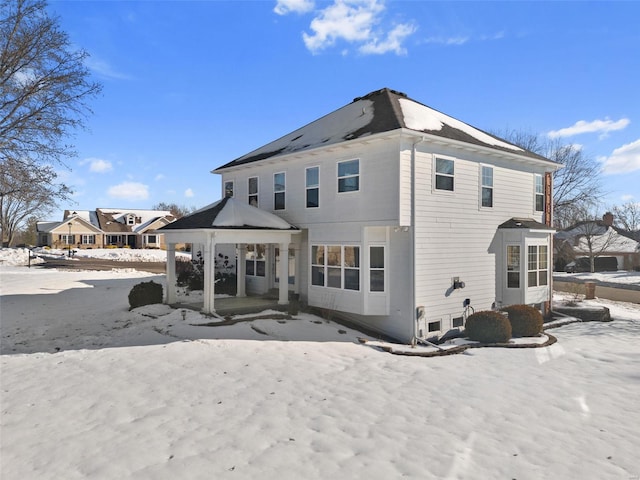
[248,177,258,206]
[274,172,285,210]
[306,166,319,208]
[435,157,454,191]
[224,181,234,198]
[481,166,493,207]
[338,159,359,193]
[535,174,544,212]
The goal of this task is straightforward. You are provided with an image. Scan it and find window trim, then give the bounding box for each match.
[337,159,360,194]
[245,244,266,277]
[306,166,320,208]
[433,155,455,193]
[81,234,96,245]
[480,165,494,208]
[248,176,259,207]
[273,172,286,210]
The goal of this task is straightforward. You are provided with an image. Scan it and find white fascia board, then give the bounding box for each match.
[401,129,563,172]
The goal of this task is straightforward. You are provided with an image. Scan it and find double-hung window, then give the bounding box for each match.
[248,177,258,206]
[224,181,234,198]
[81,234,95,245]
[481,166,493,207]
[435,157,454,191]
[507,245,520,288]
[528,245,548,287]
[311,245,360,290]
[535,174,544,212]
[274,172,285,210]
[338,159,359,193]
[246,244,266,277]
[60,234,75,245]
[306,166,319,208]
[369,246,385,292]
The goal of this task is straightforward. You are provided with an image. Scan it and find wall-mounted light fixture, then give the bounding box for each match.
[452,277,466,289]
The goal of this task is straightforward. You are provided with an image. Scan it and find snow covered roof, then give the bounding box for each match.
[557,223,640,254]
[159,197,298,231]
[215,88,553,171]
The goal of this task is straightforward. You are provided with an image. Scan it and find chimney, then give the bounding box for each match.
[602,212,614,227]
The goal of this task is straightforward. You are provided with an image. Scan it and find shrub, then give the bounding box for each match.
[501,305,543,337]
[464,311,512,343]
[128,281,163,309]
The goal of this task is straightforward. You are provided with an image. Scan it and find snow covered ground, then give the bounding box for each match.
[1,257,640,479]
[0,247,191,266]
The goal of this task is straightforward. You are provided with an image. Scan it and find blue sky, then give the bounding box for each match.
[46,0,639,218]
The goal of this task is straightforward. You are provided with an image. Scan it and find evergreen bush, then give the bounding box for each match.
[501,304,544,337]
[128,281,163,309]
[464,311,512,343]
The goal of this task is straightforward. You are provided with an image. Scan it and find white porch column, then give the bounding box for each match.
[278,241,289,305]
[165,243,177,305]
[203,236,217,314]
[237,244,246,297]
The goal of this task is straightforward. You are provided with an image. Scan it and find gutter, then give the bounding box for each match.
[411,136,427,344]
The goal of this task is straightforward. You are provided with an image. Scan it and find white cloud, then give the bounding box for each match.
[599,139,640,174]
[548,117,630,139]
[274,0,314,15]
[107,182,149,200]
[87,158,113,173]
[359,22,416,55]
[184,188,194,198]
[299,0,415,55]
[423,36,469,46]
[85,57,131,80]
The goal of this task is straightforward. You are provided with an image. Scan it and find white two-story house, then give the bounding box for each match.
[160,88,560,343]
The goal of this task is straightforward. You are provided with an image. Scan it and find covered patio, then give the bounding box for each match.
[158,197,300,315]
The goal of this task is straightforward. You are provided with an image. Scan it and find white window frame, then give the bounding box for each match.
[60,234,75,245]
[224,180,234,198]
[81,234,95,245]
[337,159,359,193]
[534,174,544,212]
[126,214,135,226]
[527,244,549,288]
[246,244,266,277]
[145,234,157,245]
[433,155,455,192]
[480,165,494,208]
[506,244,521,289]
[310,244,360,291]
[274,172,286,210]
[306,166,320,208]
[369,245,385,293]
[248,177,259,207]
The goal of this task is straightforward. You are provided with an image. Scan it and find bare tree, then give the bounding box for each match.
[611,201,640,232]
[496,130,602,228]
[152,202,196,219]
[0,0,101,243]
[0,157,70,245]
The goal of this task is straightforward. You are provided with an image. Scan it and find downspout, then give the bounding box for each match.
[410,136,426,344]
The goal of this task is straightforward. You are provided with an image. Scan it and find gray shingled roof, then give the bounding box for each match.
[498,218,555,230]
[215,88,552,171]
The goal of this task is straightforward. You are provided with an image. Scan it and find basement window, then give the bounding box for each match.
[428,320,441,332]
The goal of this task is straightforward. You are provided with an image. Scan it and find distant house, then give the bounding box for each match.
[555,212,640,271]
[160,88,561,343]
[37,208,175,249]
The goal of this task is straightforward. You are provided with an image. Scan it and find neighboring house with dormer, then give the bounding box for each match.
[36,208,175,250]
[160,88,561,343]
